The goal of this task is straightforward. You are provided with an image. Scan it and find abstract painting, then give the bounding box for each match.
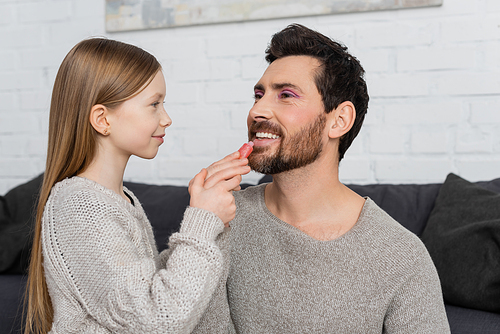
[106,0,443,32]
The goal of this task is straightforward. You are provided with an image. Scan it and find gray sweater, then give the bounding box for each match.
[224,184,450,333]
[42,177,228,333]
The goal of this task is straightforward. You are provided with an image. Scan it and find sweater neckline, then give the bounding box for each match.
[69,176,144,217]
[255,183,372,244]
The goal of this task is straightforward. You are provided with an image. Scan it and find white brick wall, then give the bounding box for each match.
[1,0,500,194]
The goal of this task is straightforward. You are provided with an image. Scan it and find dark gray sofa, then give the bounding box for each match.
[1,174,500,333]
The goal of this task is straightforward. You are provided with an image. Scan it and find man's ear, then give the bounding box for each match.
[89,104,110,136]
[328,101,356,139]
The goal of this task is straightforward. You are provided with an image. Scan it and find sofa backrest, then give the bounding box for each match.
[2,174,500,274]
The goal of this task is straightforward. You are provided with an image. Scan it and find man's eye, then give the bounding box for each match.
[279,90,297,99]
[253,91,264,100]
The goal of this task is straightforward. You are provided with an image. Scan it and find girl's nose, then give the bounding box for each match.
[161,108,172,128]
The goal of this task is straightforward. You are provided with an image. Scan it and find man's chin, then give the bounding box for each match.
[248,156,272,174]
[248,155,291,175]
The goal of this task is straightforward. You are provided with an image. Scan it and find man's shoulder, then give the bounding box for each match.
[357,198,432,272]
[232,183,269,229]
[361,198,421,242]
[234,183,266,205]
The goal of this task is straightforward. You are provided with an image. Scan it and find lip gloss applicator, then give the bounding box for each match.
[238,142,254,158]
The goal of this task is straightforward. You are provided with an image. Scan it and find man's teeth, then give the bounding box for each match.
[256,132,280,139]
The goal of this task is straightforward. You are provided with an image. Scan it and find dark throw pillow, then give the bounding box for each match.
[421,173,500,313]
[0,174,43,274]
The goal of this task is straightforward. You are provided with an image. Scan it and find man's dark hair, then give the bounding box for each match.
[265,24,369,162]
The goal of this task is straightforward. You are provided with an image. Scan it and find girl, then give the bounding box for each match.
[25,38,249,333]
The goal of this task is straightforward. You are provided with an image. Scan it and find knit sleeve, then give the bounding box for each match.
[43,191,226,334]
[383,249,451,334]
[191,225,234,333]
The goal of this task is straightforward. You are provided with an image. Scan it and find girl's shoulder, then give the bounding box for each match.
[48,177,141,218]
[51,176,112,203]
[45,177,147,234]
[47,177,113,218]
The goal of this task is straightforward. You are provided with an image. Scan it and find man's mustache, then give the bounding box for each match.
[248,121,284,137]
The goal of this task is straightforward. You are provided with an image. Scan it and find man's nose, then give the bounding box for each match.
[248,97,274,122]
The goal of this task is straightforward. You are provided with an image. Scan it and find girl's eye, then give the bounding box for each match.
[152,101,164,108]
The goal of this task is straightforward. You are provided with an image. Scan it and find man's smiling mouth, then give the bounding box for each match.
[255,132,281,139]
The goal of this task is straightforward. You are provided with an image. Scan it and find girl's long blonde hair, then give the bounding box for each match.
[24,38,161,334]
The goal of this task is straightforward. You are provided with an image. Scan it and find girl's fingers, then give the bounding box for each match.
[188,168,208,194]
[221,175,243,192]
[204,165,250,190]
[207,175,242,194]
[188,173,239,224]
[205,152,245,180]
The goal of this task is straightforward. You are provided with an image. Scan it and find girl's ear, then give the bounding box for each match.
[328,101,356,139]
[89,104,110,136]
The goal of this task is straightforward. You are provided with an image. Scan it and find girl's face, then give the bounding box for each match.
[107,71,171,160]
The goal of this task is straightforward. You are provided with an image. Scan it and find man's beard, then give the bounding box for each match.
[248,113,326,175]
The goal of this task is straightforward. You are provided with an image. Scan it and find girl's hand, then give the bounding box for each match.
[188,152,251,226]
[204,151,250,191]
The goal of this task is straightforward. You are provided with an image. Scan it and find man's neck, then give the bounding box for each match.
[264,158,365,241]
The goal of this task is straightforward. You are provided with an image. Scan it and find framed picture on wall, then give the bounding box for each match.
[105,0,443,32]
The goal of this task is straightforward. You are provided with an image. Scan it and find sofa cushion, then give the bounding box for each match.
[421,173,500,313]
[0,174,43,274]
[445,304,500,334]
[0,275,26,333]
[347,182,441,236]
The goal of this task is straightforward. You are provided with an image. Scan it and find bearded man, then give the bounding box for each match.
[192,24,450,333]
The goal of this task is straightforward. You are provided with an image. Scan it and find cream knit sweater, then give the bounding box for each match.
[42,177,228,333]
[193,184,451,333]
[228,184,450,333]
